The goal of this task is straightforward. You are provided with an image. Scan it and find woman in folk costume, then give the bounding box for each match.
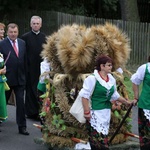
[37,57,50,118]
[0,53,8,123]
[131,55,150,150]
[37,58,51,94]
[0,23,7,123]
[79,55,132,150]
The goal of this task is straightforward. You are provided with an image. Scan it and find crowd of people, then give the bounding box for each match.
[78,55,150,150]
[0,16,150,150]
[0,15,46,135]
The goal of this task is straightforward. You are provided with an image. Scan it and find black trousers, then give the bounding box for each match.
[6,85,26,128]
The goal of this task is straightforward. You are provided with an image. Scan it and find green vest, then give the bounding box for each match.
[138,64,150,110]
[91,80,114,110]
[37,82,46,93]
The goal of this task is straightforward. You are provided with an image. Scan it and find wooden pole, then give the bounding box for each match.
[109,104,133,144]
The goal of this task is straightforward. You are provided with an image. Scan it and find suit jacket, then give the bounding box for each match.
[0,37,27,86]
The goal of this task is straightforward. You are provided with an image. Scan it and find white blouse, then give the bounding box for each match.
[130,63,150,85]
[39,58,50,83]
[79,69,120,101]
[131,62,150,121]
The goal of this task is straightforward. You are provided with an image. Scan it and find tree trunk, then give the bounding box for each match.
[119,0,140,22]
[96,0,103,18]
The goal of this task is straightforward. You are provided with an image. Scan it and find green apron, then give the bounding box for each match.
[138,63,150,110]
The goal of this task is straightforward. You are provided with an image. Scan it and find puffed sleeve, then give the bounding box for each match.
[79,75,96,100]
[39,58,50,83]
[40,58,51,74]
[130,64,146,85]
[110,78,120,101]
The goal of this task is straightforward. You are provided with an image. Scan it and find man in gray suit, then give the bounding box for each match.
[0,23,29,135]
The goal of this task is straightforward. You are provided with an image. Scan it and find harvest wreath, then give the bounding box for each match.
[36,22,133,149]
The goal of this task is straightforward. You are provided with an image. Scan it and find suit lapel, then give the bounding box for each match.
[5,38,15,55]
[6,38,19,58]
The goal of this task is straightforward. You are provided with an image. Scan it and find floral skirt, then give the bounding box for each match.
[86,121,109,150]
[138,108,150,150]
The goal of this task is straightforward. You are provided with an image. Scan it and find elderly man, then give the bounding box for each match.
[21,16,46,120]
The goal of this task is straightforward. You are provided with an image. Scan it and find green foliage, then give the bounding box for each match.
[102,0,118,11]
[114,110,122,119]
[59,0,85,15]
[0,0,149,22]
[39,93,47,99]
[51,114,66,130]
[51,102,56,109]
[0,0,28,11]
[123,78,134,100]
[123,77,142,100]
[0,0,112,18]
[39,111,46,117]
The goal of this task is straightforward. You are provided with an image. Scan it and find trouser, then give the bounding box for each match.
[6,85,26,128]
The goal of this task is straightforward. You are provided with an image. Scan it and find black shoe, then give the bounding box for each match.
[19,127,29,135]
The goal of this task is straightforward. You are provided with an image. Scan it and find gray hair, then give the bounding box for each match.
[30,15,42,24]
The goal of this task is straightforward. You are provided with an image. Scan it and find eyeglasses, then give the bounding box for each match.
[104,64,113,67]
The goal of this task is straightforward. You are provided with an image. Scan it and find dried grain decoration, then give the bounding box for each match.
[41,22,131,74]
[39,23,132,148]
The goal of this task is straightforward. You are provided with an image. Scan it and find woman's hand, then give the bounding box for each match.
[0,66,6,75]
[84,110,91,121]
[82,97,91,120]
[132,99,138,106]
[125,98,138,107]
[117,97,133,107]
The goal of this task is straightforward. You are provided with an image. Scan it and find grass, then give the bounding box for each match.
[123,76,142,100]
[124,79,134,100]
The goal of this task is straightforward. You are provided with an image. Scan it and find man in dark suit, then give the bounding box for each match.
[0,23,29,135]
